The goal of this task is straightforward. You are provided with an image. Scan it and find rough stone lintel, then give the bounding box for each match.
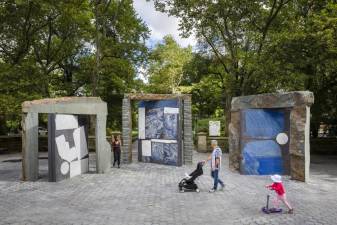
[231,91,314,111]
[125,93,191,101]
[22,97,107,115]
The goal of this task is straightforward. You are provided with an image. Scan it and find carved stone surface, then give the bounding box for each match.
[229,111,240,171]
[229,91,314,182]
[127,93,191,100]
[231,91,314,111]
[121,97,132,164]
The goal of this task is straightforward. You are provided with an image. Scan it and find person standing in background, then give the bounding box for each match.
[111,135,121,168]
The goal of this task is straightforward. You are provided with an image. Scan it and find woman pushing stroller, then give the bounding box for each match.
[205,140,225,193]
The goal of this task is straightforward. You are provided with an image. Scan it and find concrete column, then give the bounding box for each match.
[122,97,132,163]
[304,106,311,182]
[22,112,39,181]
[183,97,193,164]
[95,113,111,173]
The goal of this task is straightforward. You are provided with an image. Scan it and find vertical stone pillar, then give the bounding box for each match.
[228,111,241,171]
[22,112,39,181]
[95,113,111,173]
[290,106,311,182]
[183,96,193,164]
[122,97,132,163]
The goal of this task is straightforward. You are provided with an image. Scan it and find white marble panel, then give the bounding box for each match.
[55,114,78,130]
[138,107,146,139]
[142,140,151,156]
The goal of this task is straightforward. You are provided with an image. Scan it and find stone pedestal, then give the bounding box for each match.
[197,132,207,152]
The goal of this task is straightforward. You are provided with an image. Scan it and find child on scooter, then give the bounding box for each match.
[265,174,294,214]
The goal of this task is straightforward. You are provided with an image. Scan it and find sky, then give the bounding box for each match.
[133,0,197,49]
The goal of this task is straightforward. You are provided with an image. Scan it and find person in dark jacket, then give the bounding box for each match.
[111,135,121,168]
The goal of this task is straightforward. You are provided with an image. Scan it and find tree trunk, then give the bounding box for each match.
[93,1,100,97]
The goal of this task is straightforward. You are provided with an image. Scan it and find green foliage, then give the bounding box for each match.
[152,0,337,135]
[146,35,192,93]
[255,1,337,135]
[0,0,149,133]
[91,0,149,129]
[1,0,336,137]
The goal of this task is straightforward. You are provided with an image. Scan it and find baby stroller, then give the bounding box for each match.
[178,161,204,193]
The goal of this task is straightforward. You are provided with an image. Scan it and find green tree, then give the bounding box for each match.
[0,0,149,132]
[152,0,337,136]
[256,1,337,136]
[152,0,294,109]
[147,35,192,93]
[90,0,149,129]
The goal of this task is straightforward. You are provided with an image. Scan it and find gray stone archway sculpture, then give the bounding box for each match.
[22,97,111,181]
[121,93,193,165]
[229,91,314,182]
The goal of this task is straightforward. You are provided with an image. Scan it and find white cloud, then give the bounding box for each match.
[133,0,196,48]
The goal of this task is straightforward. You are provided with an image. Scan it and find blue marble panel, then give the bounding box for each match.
[163,113,178,139]
[243,109,285,138]
[141,100,179,140]
[145,108,164,139]
[242,140,283,175]
[151,142,178,166]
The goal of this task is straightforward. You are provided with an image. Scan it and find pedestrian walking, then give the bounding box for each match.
[206,140,225,192]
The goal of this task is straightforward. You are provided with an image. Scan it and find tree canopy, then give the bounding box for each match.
[0,0,336,136]
[151,0,337,135]
[146,35,192,94]
[0,0,149,132]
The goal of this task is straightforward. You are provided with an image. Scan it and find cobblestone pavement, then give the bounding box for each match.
[0,150,336,225]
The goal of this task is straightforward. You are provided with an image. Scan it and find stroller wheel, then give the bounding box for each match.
[179,189,185,193]
[196,189,200,193]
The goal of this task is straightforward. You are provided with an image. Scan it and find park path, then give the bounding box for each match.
[0,147,336,225]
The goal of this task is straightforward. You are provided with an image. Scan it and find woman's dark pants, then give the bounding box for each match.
[113,150,120,167]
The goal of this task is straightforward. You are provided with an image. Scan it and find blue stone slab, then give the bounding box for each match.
[243,109,285,138]
[242,140,283,175]
[151,142,178,166]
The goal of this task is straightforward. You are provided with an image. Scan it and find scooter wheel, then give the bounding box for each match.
[196,189,200,193]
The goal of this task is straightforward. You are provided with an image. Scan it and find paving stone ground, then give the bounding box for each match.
[0,148,336,225]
